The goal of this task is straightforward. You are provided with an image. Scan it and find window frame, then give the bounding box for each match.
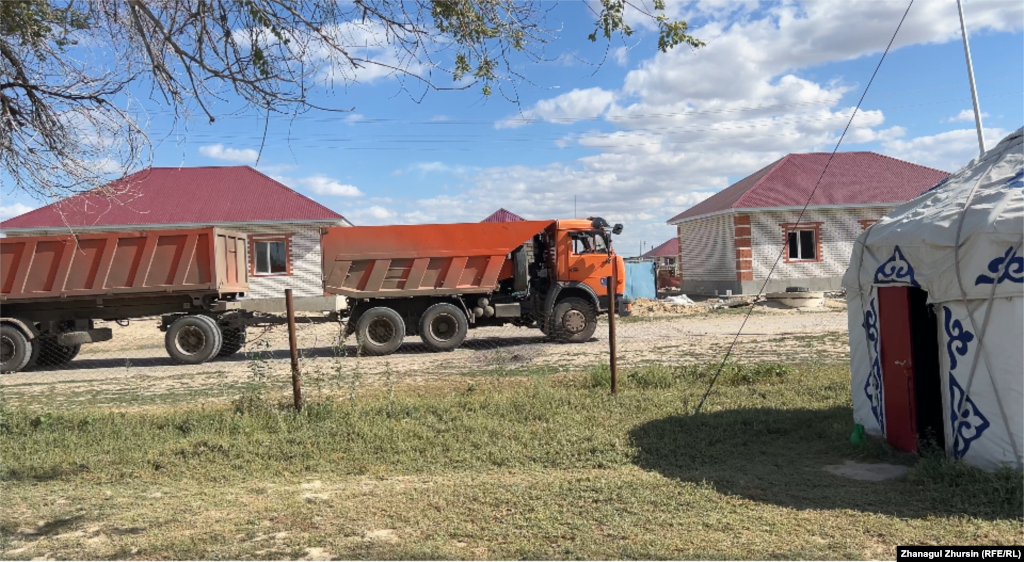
[780,222,823,264]
[249,234,293,277]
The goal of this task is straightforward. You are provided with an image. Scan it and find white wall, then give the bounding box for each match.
[227,223,327,299]
[749,207,895,281]
[676,213,736,281]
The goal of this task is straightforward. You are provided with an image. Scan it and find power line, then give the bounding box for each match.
[692,0,917,416]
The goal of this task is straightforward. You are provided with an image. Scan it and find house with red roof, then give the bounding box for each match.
[0,166,350,300]
[641,238,681,275]
[481,208,526,223]
[666,152,949,295]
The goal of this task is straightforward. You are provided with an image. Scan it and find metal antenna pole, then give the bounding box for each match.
[957,0,986,155]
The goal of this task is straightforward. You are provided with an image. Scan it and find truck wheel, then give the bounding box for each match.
[419,303,468,352]
[166,315,223,364]
[355,307,405,356]
[35,339,81,367]
[1,324,32,374]
[218,327,247,357]
[552,297,598,343]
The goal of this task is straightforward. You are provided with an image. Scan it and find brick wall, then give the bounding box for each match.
[232,223,326,299]
[748,207,895,281]
[676,213,736,281]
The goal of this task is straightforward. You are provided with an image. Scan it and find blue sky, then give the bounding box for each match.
[2,0,1021,256]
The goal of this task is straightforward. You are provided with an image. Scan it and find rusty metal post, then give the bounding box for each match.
[607,259,618,395]
[285,288,303,411]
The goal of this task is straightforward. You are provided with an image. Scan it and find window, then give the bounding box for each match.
[787,230,816,260]
[251,236,291,276]
[570,231,608,255]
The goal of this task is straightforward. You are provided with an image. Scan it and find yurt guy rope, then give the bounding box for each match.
[693,0,915,415]
[951,165,1023,465]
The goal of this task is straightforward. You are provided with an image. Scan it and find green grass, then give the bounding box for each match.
[1,363,1020,560]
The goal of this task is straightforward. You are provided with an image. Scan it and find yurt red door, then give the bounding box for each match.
[878,287,919,452]
[877,286,944,453]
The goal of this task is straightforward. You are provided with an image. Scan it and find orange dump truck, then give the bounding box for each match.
[321,217,629,355]
[1,228,248,372]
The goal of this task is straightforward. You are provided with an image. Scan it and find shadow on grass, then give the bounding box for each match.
[630,406,1022,520]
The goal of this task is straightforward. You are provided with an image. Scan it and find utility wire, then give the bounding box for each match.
[692,0,916,416]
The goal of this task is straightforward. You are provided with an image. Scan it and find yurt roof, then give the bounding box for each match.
[843,127,1023,304]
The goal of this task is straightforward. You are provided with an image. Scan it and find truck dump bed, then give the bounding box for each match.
[1,227,248,302]
[321,221,553,298]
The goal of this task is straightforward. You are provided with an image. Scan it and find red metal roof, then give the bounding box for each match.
[642,238,679,259]
[1,166,346,230]
[481,208,526,223]
[668,152,949,223]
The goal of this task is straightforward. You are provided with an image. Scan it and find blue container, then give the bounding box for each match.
[624,261,657,301]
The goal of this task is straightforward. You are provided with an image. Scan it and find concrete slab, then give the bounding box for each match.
[823,460,910,482]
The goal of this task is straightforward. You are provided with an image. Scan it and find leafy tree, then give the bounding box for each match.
[0,0,701,201]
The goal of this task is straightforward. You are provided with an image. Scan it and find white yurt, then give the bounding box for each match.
[843,127,1023,471]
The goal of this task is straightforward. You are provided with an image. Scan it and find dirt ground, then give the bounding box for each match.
[0,300,850,409]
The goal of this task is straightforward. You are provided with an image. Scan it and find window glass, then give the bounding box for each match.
[256,242,269,273]
[571,231,607,255]
[799,230,815,259]
[787,229,816,260]
[255,240,288,274]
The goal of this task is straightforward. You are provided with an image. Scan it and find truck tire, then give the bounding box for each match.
[35,339,81,367]
[419,303,468,352]
[166,315,223,364]
[355,307,405,356]
[218,326,247,357]
[551,297,598,343]
[1,324,32,374]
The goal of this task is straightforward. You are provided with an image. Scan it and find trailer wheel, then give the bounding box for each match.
[419,303,468,352]
[35,339,81,367]
[166,315,223,364]
[218,327,247,357]
[551,297,598,343]
[1,324,32,374]
[355,307,405,356]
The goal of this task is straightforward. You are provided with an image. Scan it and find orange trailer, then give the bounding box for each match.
[321,218,628,356]
[1,228,248,373]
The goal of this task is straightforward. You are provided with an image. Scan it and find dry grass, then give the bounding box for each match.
[1,361,1021,560]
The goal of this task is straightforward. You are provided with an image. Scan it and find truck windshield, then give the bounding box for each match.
[571,231,608,255]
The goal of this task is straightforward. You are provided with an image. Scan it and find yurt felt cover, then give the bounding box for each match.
[843,127,1023,471]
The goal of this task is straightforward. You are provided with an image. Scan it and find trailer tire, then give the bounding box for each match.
[551,297,598,343]
[1,324,32,374]
[166,315,223,364]
[218,327,247,357]
[35,339,81,367]
[355,307,405,356]
[419,303,468,352]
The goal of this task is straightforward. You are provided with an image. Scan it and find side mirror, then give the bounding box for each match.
[612,224,623,235]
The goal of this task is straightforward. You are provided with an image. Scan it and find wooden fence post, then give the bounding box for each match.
[285,288,303,411]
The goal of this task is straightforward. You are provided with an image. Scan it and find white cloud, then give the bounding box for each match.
[946,109,990,123]
[497,88,617,129]
[345,205,398,225]
[407,162,478,176]
[293,174,363,197]
[881,127,1006,172]
[0,203,34,221]
[199,144,259,164]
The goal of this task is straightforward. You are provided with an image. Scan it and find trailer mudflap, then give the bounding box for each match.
[57,328,113,346]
